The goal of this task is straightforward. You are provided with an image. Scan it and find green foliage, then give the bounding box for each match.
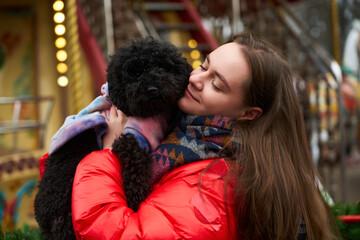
[0,225,43,240]
[0,202,360,239]
[332,201,360,240]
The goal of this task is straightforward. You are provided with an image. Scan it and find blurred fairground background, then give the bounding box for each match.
[0,0,359,234]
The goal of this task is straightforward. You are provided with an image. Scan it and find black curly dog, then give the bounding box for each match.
[34,37,191,240]
[35,129,98,240]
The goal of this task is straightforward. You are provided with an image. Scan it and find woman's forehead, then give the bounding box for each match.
[209,43,250,87]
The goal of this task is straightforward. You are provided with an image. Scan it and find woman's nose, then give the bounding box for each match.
[189,70,205,90]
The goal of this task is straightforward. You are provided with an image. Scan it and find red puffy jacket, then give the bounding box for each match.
[72,149,236,239]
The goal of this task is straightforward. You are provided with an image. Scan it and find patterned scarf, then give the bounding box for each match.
[150,114,234,183]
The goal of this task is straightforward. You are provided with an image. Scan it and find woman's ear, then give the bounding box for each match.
[237,107,263,121]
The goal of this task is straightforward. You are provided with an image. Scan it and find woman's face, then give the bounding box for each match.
[178,42,251,118]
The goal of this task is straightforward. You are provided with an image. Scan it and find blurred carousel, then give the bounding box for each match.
[1,0,360,231]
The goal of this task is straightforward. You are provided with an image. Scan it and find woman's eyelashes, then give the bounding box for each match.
[199,64,222,91]
[211,80,221,91]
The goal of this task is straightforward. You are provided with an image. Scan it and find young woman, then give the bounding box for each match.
[71,32,338,239]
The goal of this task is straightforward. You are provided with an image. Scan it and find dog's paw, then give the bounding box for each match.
[112,133,152,211]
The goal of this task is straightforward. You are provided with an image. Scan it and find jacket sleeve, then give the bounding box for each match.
[39,152,49,180]
[71,149,235,240]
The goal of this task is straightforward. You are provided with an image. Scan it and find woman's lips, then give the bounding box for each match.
[186,88,199,102]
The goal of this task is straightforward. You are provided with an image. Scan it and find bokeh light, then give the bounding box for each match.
[55,37,66,48]
[53,1,64,11]
[57,63,68,74]
[190,50,200,59]
[56,50,67,61]
[192,60,202,69]
[55,24,66,35]
[57,76,68,87]
[54,12,65,23]
[188,39,198,48]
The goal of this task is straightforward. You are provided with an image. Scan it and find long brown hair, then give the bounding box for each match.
[228,32,339,239]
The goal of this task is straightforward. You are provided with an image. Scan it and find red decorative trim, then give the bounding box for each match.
[39,152,49,179]
[77,2,107,94]
[179,0,218,50]
[338,215,360,223]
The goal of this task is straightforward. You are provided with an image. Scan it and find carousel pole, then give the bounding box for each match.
[66,0,84,114]
[231,0,242,35]
[331,0,347,202]
[103,0,115,58]
[331,0,341,64]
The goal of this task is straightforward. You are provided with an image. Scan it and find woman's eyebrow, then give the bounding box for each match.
[207,55,230,89]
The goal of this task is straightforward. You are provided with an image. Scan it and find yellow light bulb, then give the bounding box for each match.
[55,24,66,35]
[56,50,67,61]
[190,50,200,59]
[54,12,65,23]
[53,1,64,11]
[192,60,202,69]
[188,39,198,49]
[55,37,66,48]
[57,63,68,74]
[57,76,68,87]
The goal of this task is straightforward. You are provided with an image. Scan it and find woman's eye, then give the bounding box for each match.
[199,65,207,71]
[211,80,222,91]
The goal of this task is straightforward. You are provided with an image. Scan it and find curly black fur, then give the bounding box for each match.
[112,133,152,212]
[107,37,191,117]
[107,37,191,212]
[34,129,99,240]
[34,37,191,238]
